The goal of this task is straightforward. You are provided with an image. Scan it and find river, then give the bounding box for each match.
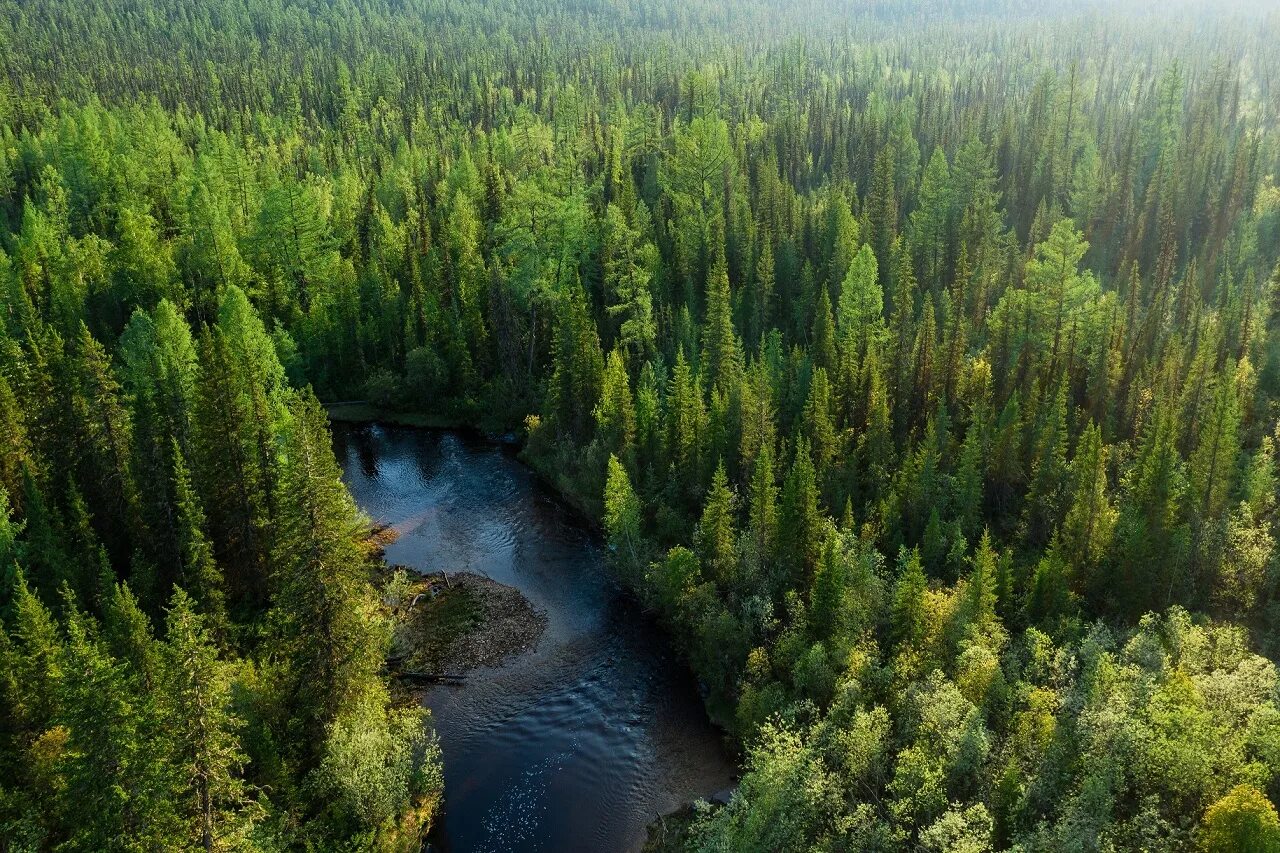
[333,423,736,853]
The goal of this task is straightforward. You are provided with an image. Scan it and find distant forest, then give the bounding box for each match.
[2,0,1280,849]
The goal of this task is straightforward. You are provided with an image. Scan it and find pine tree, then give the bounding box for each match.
[193,327,271,608]
[1055,421,1116,590]
[102,580,161,691]
[745,441,779,577]
[696,461,737,587]
[603,201,658,365]
[604,455,645,581]
[989,393,1025,516]
[162,588,245,851]
[910,296,938,420]
[635,360,663,471]
[778,437,822,588]
[867,147,899,284]
[0,372,31,505]
[180,173,251,322]
[252,174,334,312]
[595,348,637,462]
[17,468,72,602]
[1023,220,1098,370]
[170,444,228,641]
[63,485,111,607]
[811,286,838,375]
[68,322,140,563]
[667,349,707,504]
[1116,404,1190,613]
[807,525,849,641]
[803,367,838,477]
[120,302,208,605]
[1021,384,1069,546]
[547,285,605,442]
[269,389,385,757]
[837,243,883,356]
[890,547,928,648]
[889,239,919,429]
[860,345,895,487]
[0,486,19,583]
[911,148,954,292]
[953,424,986,541]
[119,300,199,456]
[825,189,860,296]
[1190,367,1240,521]
[702,253,743,394]
[1242,436,1275,518]
[963,530,999,633]
[58,597,180,849]
[748,235,776,348]
[6,567,63,736]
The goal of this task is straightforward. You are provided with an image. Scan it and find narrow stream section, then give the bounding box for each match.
[334,423,736,853]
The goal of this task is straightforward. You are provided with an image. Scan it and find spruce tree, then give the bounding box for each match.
[696,461,737,587]
[269,389,385,757]
[161,588,245,851]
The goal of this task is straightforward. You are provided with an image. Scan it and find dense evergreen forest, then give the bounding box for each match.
[3,0,1280,848]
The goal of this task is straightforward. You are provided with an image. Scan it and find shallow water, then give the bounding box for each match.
[333,424,736,853]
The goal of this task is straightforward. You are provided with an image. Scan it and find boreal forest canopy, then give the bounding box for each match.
[2,0,1280,849]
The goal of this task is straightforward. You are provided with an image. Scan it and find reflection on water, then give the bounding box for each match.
[333,423,735,853]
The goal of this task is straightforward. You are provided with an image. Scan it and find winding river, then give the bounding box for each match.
[333,423,736,853]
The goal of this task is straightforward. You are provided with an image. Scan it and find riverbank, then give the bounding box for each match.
[643,803,707,852]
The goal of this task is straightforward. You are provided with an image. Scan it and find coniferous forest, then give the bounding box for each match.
[2,0,1280,849]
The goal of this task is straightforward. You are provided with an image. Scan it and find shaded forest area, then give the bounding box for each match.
[3,0,1280,849]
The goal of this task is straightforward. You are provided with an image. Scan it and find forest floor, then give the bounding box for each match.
[390,569,547,678]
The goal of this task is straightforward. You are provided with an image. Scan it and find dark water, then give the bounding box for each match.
[333,423,736,853]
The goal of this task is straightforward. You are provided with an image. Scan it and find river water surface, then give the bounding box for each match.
[334,423,735,852]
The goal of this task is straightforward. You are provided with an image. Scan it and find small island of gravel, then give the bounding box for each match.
[385,567,548,680]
